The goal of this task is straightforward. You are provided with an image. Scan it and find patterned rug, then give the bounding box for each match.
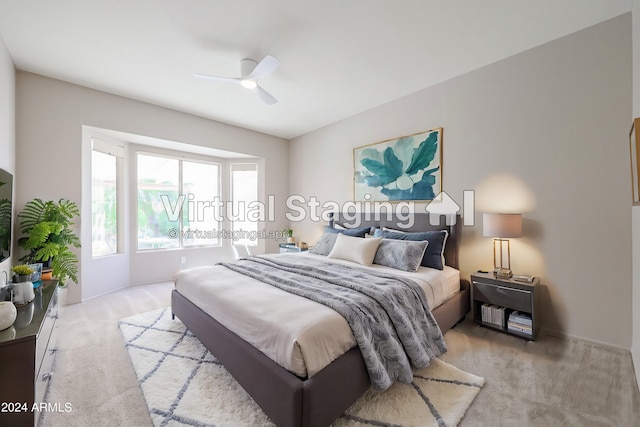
[119,308,484,427]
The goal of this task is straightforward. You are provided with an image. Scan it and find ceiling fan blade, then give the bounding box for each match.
[254,85,278,105]
[248,55,280,81]
[192,73,241,84]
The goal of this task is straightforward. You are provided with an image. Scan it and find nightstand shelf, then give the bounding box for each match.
[471,272,540,340]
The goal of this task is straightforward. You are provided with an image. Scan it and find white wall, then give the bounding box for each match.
[0,35,14,284]
[290,15,632,348]
[16,72,289,303]
[631,0,640,389]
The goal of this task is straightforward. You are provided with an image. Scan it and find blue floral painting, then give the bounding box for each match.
[354,128,442,201]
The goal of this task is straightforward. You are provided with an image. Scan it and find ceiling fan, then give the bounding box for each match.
[193,55,280,105]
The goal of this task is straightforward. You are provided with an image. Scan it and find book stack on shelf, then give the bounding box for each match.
[508,311,533,336]
[481,303,506,328]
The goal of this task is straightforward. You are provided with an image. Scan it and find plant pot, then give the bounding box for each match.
[41,269,53,281]
[15,274,30,283]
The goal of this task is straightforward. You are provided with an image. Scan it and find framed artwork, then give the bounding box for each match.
[631,118,640,206]
[353,128,442,201]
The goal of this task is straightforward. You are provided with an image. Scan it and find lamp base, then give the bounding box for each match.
[494,268,513,279]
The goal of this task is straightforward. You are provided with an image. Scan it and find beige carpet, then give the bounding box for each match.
[119,307,484,426]
[41,282,640,426]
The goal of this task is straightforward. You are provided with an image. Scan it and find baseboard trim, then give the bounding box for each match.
[542,327,631,353]
[80,283,131,303]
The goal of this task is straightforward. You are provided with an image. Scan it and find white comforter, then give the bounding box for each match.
[174,252,459,378]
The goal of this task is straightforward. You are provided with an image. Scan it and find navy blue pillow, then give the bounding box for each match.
[374,228,447,270]
[323,225,371,238]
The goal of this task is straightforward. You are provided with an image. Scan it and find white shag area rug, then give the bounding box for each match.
[119,308,484,427]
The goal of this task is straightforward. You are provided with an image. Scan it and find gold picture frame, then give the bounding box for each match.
[631,118,640,206]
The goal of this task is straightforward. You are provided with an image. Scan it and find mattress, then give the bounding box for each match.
[174,253,460,378]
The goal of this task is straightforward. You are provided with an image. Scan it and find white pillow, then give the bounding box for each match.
[328,233,382,265]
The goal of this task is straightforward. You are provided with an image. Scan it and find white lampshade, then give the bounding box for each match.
[483,213,522,238]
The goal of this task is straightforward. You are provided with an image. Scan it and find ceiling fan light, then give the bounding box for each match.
[241,79,257,89]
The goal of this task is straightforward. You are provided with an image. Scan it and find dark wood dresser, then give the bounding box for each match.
[0,280,58,426]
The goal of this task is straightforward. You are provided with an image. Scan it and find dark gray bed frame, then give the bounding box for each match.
[171,213,470,427]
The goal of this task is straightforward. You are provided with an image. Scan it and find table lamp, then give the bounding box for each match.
[483,213,522,278]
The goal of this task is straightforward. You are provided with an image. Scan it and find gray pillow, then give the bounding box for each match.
[323,225,371,237]
[373,239,429,272]
[373,228,447,270]
[310,232,339,256]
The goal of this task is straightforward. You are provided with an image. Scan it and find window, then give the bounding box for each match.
[182,160,220,247]
[136,152,220,250]
[91,140,122,257]
[137,154,179,250]
[230,163,259,246]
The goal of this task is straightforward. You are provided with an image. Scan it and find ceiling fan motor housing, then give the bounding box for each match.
[241,58,258,77]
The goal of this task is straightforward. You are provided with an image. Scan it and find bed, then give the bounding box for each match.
[171,213,470,427]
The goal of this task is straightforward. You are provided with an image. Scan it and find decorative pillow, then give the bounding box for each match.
[310,232,339,256]
[374,228,448,270]
[324,225,371,238]
[328,234,382,265]
[373,239,429,272]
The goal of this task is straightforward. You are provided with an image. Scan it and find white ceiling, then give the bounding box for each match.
[0,1,632,139]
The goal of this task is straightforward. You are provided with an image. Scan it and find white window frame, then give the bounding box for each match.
[230,163,260,247]
[91,139,124,258]
[135,150,222,251]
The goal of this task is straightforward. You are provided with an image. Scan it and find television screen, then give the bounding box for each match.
[0,168,12,264]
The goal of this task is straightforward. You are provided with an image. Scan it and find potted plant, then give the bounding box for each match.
[11,265,33,283]
[284,229,295,244]
[11,264,35,304]
[17,198,81,286]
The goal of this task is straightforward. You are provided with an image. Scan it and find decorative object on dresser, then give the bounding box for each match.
[29,262,43,286]
[0,280,59,426]
[471,271,540,340]
[11,264,34,283]
[629,117,640,205]
[0,301,16,331]
[482,213,522,279]
[353,128,443,202]
[11,264,35,305]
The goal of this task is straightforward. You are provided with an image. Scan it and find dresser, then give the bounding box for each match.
[0,280,58,426]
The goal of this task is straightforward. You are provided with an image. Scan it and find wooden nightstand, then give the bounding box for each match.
[471,272,540,340]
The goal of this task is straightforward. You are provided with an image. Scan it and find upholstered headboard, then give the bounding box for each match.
[328,212,462,270]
